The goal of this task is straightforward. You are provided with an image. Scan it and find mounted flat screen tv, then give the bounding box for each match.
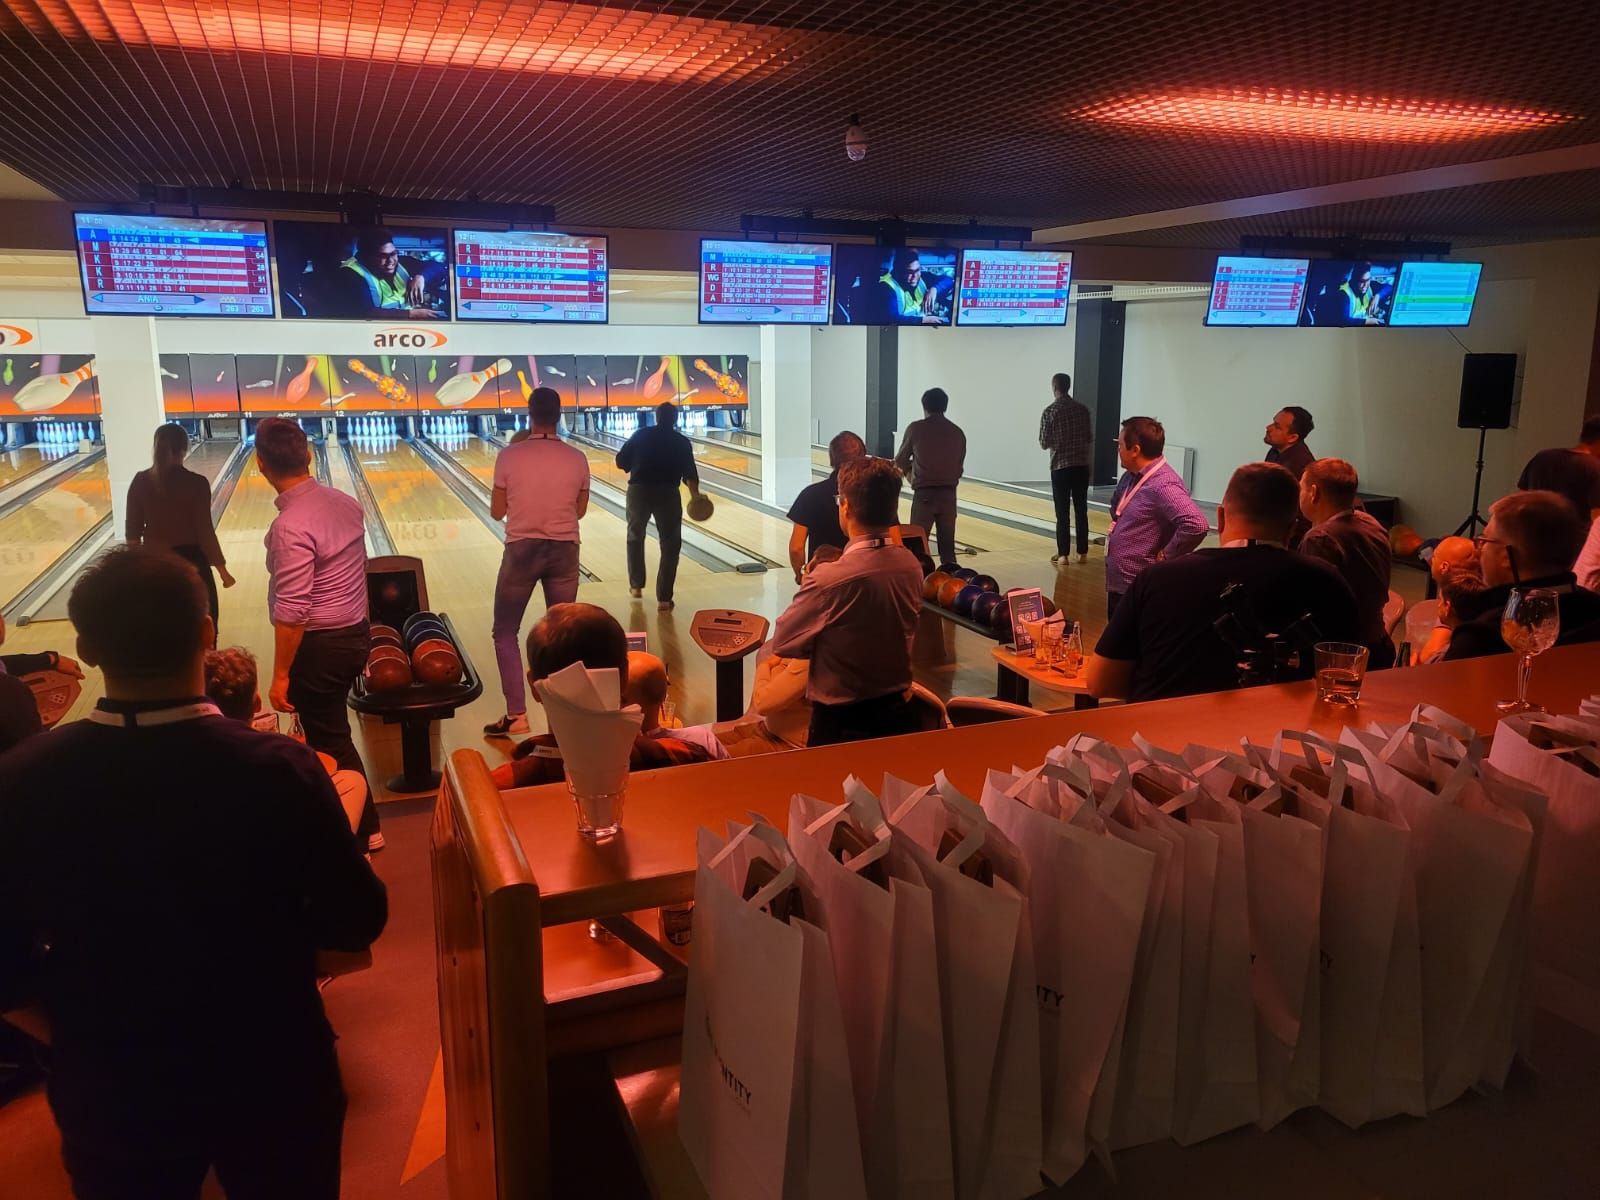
[831,244,956,325]
[953,249,1073,327]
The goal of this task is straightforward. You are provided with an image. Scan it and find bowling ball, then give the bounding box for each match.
[949,567,978,583]
[936,577,966,609]
[377,581,405,608]
[411,638,463,686]
[923,571,952,602]
[990,596,1015,635]
[365,655,412,692]
[369,623,401,642]
[687,493,715,522]
[918,554,937,578]
[367,644,408,666]
[971,574,999,594]
[370,631,403,651]
[405,619,448,649]
[973,592,1005,628]
[954,584,985,620]
[402,610,441,640]
[1390,524,1423,557]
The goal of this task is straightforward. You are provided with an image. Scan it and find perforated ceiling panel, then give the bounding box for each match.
[0,0,1596,240]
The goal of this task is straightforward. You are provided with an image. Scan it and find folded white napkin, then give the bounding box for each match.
[540,662,643,796]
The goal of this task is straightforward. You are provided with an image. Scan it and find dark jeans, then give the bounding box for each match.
[492,538,581,715]
[288,622,376,841]
[808,692,918,747]
[910,485,959,568]
[626,484,684,602]
[171,545,219,634]
[54,1051,346,1200]
[1107,591,1124,621]
[1050,466,1090,557]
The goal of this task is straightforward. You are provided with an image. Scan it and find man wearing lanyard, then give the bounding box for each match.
[770,456,925,747]
[484,386,592,737]
[257,418,383,851]
[1104,416,1209,618]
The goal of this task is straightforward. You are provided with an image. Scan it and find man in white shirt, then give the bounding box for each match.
[1579,517,1600,593]
[485,387,591,736]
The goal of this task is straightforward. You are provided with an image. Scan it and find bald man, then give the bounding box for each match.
[624,650,729,761]
[1430,535,1481,585]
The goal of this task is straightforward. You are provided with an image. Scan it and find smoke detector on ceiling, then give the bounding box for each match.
[845,115,868,162]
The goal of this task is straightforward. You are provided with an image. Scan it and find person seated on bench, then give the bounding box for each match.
[203,645,367,837]
[0,611,84,752]
[491,603,713,789]
[625,650,729,761]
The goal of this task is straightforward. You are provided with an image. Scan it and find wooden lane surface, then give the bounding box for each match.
[0,457,111,609]
[685,436,759,480]
[567,437,793,565]
[323,436,379,555]
[700,428,760,451]
[0,443,60,491]
[442,435,702,586]
[502,642,1600,925]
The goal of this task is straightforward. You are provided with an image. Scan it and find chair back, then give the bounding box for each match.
[947,696,1048,726]
[905,682,949,731]
[1382,589,1405,636]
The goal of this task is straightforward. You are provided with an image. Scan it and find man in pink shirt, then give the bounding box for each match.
[258,418,381,850]
[484,387,592,737]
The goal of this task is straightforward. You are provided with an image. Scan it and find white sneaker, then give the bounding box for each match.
[484,713,531,737]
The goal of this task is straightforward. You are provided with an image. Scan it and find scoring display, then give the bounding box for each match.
[74,213,274,317]
[1205,256,1311,327]
[954,249,1074,327]
[699,240,832,324]
[453,230,608,323]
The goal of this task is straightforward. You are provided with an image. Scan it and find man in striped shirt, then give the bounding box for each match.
[1104,416,1209,618]
[1038,372,1094,564]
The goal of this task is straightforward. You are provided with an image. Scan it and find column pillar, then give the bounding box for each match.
[864,325,899,458]
[758,325,813,507]
[92,317,166,539]
[1075,296,1127,487]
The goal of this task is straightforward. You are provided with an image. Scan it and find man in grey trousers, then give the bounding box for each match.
[894,387,967,568]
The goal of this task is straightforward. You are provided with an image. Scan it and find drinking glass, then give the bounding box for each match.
[569,780,626,840]
[1497,587,1560,714]
[1040,623,1064,670]
[1314,641,1369,706]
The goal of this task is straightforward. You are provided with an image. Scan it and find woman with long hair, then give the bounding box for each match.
[125,423,234,632]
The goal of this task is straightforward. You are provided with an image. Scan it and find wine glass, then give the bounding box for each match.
[1496,587,1560,714]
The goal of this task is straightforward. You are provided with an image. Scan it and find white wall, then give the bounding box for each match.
[897,318,1076,481]
[810,324,867,445]
[1120,238,1600,534]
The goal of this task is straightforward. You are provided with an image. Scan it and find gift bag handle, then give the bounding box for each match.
[932,771,990,870]
[709,820,799,911]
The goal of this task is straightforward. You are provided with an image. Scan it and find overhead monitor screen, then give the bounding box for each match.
[831,245,956,325]
[453,230,608,323]
[954,249,1073,326]
[1299,259,1400,327]
[276,221,451,320]
[1204,256,1310,327]
[698,240,832,324]
[1389,261,1483,327]
[74,213,273,317]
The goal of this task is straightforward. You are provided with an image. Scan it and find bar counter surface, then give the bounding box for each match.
[500,643,1600,926]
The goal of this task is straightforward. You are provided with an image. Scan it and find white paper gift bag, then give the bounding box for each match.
[979,766,1154,1183]
[788,782,955,1200]
[883,774,1043,1200]
[1488,713,1600,998]
[680,820,868,1200]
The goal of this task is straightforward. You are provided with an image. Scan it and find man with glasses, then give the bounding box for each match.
[1443,490,1600,659]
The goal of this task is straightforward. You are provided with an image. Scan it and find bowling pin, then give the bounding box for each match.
[285,357,319,406]
[435,358,512,408]
[14,361,97,413]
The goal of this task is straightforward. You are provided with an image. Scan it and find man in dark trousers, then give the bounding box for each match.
[1299,457,1397,669]
[0,546,387,1199]
[256,417,382,851]
[895,386,967,569]
[1038,371,1093,565]
[616,401,705,612]
[786,429,865,583]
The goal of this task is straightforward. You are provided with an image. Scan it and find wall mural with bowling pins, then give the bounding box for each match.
[0,354,102,418]
[187,354,241,417]
[605,355,688,409]
[159,354,195,415]
[235,354,332,413]
[322,355,418,413]
[416,355,512,412]
[575,355,607,408]
[683,355,749,406]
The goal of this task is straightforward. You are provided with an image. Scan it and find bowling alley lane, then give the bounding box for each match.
[589,422,760,484]
[0,456,111,610]
[0,441,61,492]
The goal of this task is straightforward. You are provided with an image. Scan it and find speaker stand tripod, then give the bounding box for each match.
[1452,425,1492,538]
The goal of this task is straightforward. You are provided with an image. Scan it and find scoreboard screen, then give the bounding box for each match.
[953,249,1074,327]
[74,213,274,317]
[452,230,608,323]
[1205,256,1311,327]
[699,240,832,324]
[1389,261,1483,327]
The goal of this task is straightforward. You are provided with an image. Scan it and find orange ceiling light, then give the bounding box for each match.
[12,0,817,84]
[1079,88,1575,141]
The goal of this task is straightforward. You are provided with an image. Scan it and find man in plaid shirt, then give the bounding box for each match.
[1039,372,1094,562]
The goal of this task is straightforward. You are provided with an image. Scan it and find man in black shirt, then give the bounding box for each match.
[1263,406,1316,479]
[1444,490,1600,659]
[0,547,386,1199]
[1516,416,1600,523]
[1298,457,1396,669]
[615,401,705,612]
[1089,462,1360,703]
[785,430,865,583]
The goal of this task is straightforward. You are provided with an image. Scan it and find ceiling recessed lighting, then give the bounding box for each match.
[1078,89,1575,141]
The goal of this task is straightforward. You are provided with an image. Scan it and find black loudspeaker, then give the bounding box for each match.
[1458,353,1517,429]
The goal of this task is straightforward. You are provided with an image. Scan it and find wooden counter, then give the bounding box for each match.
[502,644,1600,927]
